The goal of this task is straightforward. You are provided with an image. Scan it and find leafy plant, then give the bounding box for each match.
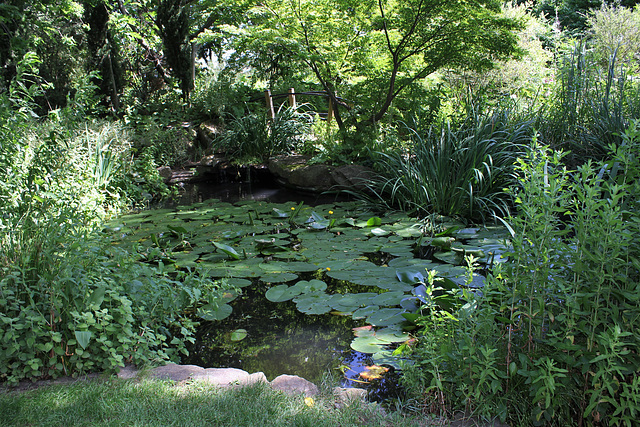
[360,108,532,221]
[214,105,313,164]
[536,42,640,162]
[399,129,640,425]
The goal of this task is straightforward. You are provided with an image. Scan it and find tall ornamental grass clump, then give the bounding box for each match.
[214,105,313,163]
[537,42,640,161]
[363,108,532,221]
[400,124,640,425]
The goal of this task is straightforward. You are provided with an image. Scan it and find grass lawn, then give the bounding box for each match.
[0,376,432,426]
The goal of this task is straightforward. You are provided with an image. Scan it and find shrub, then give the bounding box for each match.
[587,3,640,73]
[0,230,228,385]
[536,42,640,161]
[360,108,532,222]
[400,125,640,425]
[214,105,313,164]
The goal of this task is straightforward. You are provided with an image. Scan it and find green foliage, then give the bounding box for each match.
[242,0,522,137]
[360,108,532,221]
[214,105,313,163]
[0,227,232,385]
[400,127,640,425]
[587,3,640,73]
[536,42,640,160]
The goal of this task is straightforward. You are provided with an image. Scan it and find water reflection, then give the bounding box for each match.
[183,283,366,385]
[169,181,348,206]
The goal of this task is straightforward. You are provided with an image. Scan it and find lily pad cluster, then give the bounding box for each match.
[104,198,510,364]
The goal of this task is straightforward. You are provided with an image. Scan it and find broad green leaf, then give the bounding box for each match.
[212,242,241,260]
[74,331,92,350]
[366,217,382,227]
[265,284,299,302]
[88,286,106,308]
[198,303,233,321]
[230,329,248,341]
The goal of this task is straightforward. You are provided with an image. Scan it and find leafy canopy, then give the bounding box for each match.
[240,0,523,132]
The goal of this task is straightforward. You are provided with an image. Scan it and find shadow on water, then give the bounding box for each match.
[166,166,351,207]
[181,280,405,402]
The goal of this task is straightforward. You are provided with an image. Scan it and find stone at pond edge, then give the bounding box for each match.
[333,386,367,409]
[270,374,319,397]
[157,166,173,182]
[268,155,376,193]
[118,363,267,387]
[331,164,376,192]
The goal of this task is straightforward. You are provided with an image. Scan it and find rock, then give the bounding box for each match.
[157,166,173,182]
[268,155,332,192]
[270,374,319,397]
[268,155,377,193]
[195,154,224,176]
[119,364,268,388]
[333,387,367,408]
[192,368,268,387]
[331,164,376,191]
[196,121,221,150]
[146,363,205,382]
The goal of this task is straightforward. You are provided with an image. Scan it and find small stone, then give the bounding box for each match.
[192,367,253,386]
[333,387,367,408]
[270,374,319,397]
[116,364,138,380]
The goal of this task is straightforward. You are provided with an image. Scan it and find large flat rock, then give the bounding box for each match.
[268,156,375,193]
[118,363,267,387]
[270,374,319,397]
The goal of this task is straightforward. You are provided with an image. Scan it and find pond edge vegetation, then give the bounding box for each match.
[2,2,640,426]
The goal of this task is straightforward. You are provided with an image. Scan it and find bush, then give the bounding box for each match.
[360,108,532,222]
[536,42,640,161]
[0,229,228,385]
[400,125,640,425]
[587,3,640,73]
[214,105,313,164]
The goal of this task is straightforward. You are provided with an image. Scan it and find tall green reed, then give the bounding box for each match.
[361,107,532,222]
[537,42,640,161]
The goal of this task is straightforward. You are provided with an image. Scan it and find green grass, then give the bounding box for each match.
[0,377,427,427]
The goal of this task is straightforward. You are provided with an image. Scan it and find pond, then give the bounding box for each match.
[106,180,510,399]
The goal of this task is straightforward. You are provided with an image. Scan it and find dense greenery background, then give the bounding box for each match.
[1,1,640,425]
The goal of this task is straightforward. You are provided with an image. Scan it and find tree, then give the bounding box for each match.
[241,0,522,136]
[155,0,246,103]
[0,0,84,111]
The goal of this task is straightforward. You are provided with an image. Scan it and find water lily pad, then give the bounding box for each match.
[371,349,401,369]
[230,329,248,341]
[292,279,328,293]
[265,284,300,302]
[371,291,406,307]
[226,278,253,288]
[198,303,233,321]
[350,336,386,353]
[367,308,406,327]
[213,242,241,260]
[260,272,299,283]
[369,227,390,237]
[284,262,318,272]
[294,291,333,314]
[396,268,426,285]
[374,327,410,343]
[352,306,380,320]
[449,273,486,288]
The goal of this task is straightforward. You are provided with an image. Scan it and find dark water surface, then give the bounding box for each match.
[171,179,400,399]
